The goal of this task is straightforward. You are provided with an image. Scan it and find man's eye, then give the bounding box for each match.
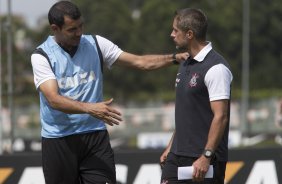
[68,29,76,33]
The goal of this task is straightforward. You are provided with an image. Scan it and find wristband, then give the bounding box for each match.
[172,53,179,65]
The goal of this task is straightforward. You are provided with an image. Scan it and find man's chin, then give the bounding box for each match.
[72,38,81,45]
[175,46,187,52]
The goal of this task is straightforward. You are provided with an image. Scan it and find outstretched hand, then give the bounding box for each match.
[87,98,122,126]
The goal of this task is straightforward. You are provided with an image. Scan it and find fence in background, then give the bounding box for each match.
[0,97,282,153]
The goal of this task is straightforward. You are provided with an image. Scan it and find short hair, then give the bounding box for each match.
[174,8,208,41]
[48,1,81,27]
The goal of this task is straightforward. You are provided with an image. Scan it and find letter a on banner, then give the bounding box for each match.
[18,167,45,184]
[116,164,128,184]
[133,164,161,184]
[246,160,278,184]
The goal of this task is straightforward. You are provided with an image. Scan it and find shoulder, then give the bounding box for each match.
[207,50,230,68]
[32,48,49,58]
[95,35,113,45]
[205,64,233,84]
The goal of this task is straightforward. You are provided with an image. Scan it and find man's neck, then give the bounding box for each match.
[58,43,78,57]
[189,40,208,58]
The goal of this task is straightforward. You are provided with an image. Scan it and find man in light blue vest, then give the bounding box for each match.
[31,1,188,184]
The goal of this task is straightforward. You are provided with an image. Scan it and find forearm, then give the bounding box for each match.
[205,115,228,151]
[46,93,121,126]
[47,94,89,114]
[39,79,89,114]
[165,130,175,151]
[160,130,175,163]
[116,52,188,70]
[135,54,176,70]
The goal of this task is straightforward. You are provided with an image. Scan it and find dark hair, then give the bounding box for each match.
[174,8,208,41]
[48,1,81,27]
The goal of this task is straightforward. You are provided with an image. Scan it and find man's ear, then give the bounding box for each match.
[186,30,193,39]
[50,24,59,33]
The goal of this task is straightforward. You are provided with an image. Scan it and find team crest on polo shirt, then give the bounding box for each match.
[189,73,199,87]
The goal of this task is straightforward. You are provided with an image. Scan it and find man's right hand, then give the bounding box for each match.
[87,98,122,126]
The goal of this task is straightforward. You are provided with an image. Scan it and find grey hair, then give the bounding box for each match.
[174,8,208,41]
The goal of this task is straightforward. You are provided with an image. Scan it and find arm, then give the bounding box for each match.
[95,35,188,70]
[31,53,122,126]
[205,100,229,151]
[115,51,189,70]
[160,130,175,166]
[39,79,122,126]
[192,99,229,181]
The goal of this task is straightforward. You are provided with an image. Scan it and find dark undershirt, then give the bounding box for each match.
[59,44,78,57]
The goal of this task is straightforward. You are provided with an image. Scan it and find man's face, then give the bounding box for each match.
[53,15,83,48]
[170,18,188,51]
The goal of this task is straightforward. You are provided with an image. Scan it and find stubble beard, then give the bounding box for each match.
[175,45,188,53]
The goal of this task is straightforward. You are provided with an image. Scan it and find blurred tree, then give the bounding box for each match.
[2,0,281,106]
[0,15,38,106]
[204,0,243,91]
[72,0,182,104]
[248,0,282,91]
[73,0,133,49]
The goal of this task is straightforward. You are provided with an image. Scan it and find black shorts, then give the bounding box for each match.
[42,130,116,184]
[161,152,226,184]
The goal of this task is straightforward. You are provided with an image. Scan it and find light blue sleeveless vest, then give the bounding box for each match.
[37,35,106,138]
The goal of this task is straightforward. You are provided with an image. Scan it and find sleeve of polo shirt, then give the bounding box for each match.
[204,64,233,101]
[31,53,56,89]
[96,35,123,69]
